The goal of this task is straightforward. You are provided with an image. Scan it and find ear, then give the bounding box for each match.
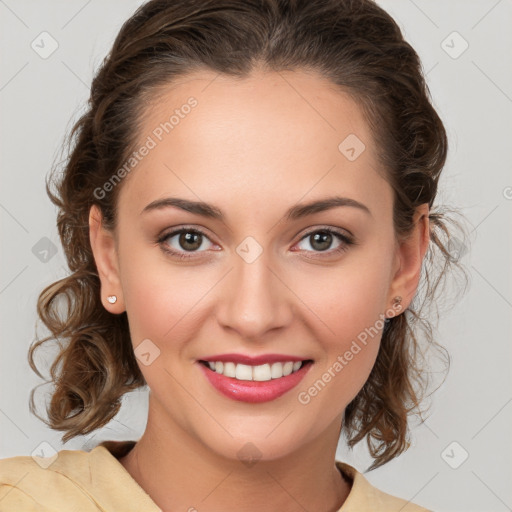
[88,204,125,313]
[388,203,430,313]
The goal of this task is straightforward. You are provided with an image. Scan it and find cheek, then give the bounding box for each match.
[295,255,390,344]
[119,243,216,356]
[118,239,178,343]
[296,280,385,415]
[292,253,391,405]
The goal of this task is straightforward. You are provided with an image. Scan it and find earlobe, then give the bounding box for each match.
[388,203,430,312]
[88,205,125,313]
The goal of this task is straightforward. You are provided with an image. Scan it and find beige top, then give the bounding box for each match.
[0,440,431,511]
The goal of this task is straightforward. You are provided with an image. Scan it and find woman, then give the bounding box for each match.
[0,0,466,510]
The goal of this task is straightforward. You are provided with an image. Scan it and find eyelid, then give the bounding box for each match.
[296,224,354,242]
[158,224,215,241]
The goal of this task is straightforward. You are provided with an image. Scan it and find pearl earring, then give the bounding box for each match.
[384,295,403,324]
[107,295,117,304]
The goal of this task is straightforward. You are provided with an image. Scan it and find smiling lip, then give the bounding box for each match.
[197,355,313,403]
[200,353,305,365]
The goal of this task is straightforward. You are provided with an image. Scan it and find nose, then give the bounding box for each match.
[216,249,293,341]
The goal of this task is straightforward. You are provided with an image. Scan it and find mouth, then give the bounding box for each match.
[197,358,314,403]
[198,359,313,381]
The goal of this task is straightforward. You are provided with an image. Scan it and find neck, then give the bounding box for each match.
[118,401,352,512]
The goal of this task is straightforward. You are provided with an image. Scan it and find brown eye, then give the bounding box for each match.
[294,227,355,258]
[158,227,215,259]
[309,231,334,251]
[176,231,203,251]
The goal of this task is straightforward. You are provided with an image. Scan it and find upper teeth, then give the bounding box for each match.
[207,361,303,381]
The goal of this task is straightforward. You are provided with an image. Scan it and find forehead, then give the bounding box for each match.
[118,68,390,221]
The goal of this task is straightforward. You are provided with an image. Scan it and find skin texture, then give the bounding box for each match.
[89,68,430,512]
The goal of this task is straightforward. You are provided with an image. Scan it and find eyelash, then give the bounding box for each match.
[156,226,355,261]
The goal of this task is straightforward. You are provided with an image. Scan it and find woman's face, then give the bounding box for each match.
[91,68,423,461]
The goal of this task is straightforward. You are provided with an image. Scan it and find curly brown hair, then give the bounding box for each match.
[28,0,470,471]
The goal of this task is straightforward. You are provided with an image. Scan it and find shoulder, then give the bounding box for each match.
[336,461,432,512]
[0,448,99,511]
[0,440,160,511]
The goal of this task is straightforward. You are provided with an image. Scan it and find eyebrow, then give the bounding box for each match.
[141,195,372,220]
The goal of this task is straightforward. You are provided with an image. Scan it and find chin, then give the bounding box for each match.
[193,421,311,465]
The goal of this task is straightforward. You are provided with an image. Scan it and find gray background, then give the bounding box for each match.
[1,1,511,511]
